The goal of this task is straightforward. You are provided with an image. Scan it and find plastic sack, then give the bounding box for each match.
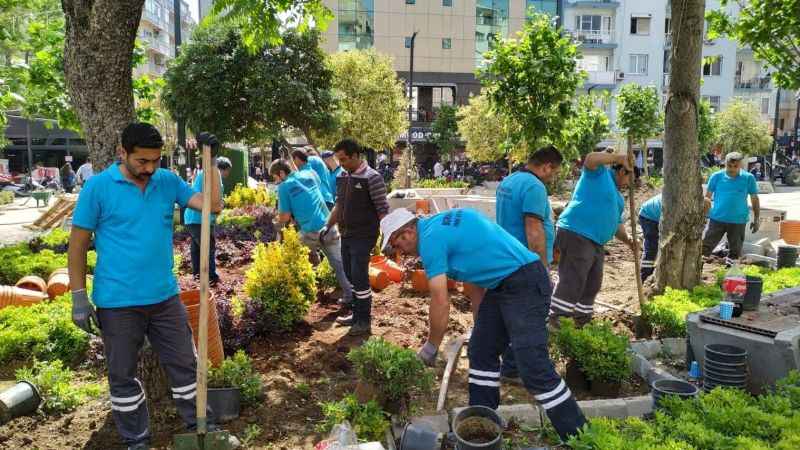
[314,421,359,450]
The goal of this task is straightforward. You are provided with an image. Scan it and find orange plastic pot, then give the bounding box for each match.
[447,278,460,291]
[179,290,225,368]
[370,255,404,283]
[47,268,70,299]
[15,276,47,294]
[410,270,429,293]
[0,286,48,309]
[781,220,800,245]
[369,267,392,291]
[415,199,430,215]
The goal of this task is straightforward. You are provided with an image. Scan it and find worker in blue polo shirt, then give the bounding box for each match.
[552,150,635,324]
[67,124,231,450]
[269,159,353,307]
[495,145,562,381]
[702,151,760,262]
[381,208,586,443]
[292,148,334,209]
[184,156,232,285]
[638,193,662,281]
[321,150,344,202]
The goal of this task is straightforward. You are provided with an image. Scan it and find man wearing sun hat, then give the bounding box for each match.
[380,207,586,442]
[702,151,761,262]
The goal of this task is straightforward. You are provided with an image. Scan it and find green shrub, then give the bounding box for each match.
[224,184,275,209]
[318,394,389,443]
[36,228,71,251]
[413,179,469,189]
[347,337,433,404]
[208,350,263,406]
[553,319,631,383]
[0,293,90,365]
[0,191,14,205]
[15,359,102,414]
[715,266,800,295]
[217,210,256,230]
[315,258,339,290]
[642,285,723,337]
[0,244,96,285]
[244,226,316,329]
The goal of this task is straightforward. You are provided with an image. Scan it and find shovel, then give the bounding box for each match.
[174,143,238,450]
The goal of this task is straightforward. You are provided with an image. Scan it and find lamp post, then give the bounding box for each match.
[404,31,418,189]
[174,0,187,179]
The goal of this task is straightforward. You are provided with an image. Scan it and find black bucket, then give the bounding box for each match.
[651,379,699,410]
[777,246,798,269]
[704,371,748,386]
[742,276,763,311]
[400,423,442,450]
[452,406,503,450]
[0,381,41,424]
[207,387,241,423]
[705,344,748,365]
[704,360,746,374]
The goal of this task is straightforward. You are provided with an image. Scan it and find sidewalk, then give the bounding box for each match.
[0,196,48,246]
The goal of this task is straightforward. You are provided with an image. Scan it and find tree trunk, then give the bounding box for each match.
[62,0,143,170]
[641,139,650,178]
[627,137,646,309]
[654,0,706,292]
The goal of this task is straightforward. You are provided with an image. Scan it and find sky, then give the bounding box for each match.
[187,0,199,23]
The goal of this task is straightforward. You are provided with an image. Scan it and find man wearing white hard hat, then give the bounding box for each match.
[380,207,586,443]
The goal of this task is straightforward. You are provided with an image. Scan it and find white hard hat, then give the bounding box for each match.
[380,208,416,252]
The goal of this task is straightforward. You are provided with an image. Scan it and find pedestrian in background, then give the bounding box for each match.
[76,157,94,186]
[321,150,343,203]
[61,162,76,193]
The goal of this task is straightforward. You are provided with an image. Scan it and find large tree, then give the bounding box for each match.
[456,92,523,163]
[714,98,772,156]
[429,105,459,161]
[697,98,718,155]
[559,94,610,161]
[654,0,707,292]
[478,12,585,152]
[314,49,407,151]
[617,84,664,177]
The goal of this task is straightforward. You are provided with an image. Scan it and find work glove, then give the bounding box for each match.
[71,289,100,335]
[750,220,760,234]
[417,341,438,367]
[196,132,220,155]
[319,225,331,245]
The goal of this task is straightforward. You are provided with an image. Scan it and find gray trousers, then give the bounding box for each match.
[97,295,210,446]
[301,225,353,303]
[702,219,746,259]
[550,228,605,320]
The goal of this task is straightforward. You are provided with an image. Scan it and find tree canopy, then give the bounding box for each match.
[314,49,407,150]
[429,105,459,160]
[559,94,610,160]
[707,0,800,89]
[457,92,525,163]
[714,98,772,156]
[697,98,718,154]
[616,84,663,141]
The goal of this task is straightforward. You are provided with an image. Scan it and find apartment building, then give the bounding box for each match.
[135,0,196,78]
[319,0,785,149]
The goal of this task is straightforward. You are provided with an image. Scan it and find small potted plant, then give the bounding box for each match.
[208,350,263,422]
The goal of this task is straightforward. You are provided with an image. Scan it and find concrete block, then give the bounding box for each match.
[661,338,687,358]
[497,404,543,428]
[630,340,661,359]
[631,354,654,380]
[578,402,599,418]
[582,398,628,419]
[624,395,654,417]
[757,181,775,194]
[410,414,450,434]
[646,367,678,384]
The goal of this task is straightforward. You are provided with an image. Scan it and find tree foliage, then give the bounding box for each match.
[429,105,459,159]
[707,0,800,89]
[713,98,772,156]
[559,94,610,160]
[314,49,407,150]
[478,12,585,152]
[162,21,335,145]
[456,92,525,163]
[617,84,663,141]
[697,98,718,154]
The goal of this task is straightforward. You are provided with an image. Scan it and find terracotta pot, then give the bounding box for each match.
[369,255,404,283]
[368,267,391,291]
[415,199,430,215]
[47,268,70,299]
[410,270,429,293]
[0,286,48,309]
[15,276,47,294]
[780,220,800,245]
[179,290,225,368]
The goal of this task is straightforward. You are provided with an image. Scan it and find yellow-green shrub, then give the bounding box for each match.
[244,227,316,329]
[642,285,723,337]
[224,184,275,209]
[315,258,338,290]
[0,191,13,205]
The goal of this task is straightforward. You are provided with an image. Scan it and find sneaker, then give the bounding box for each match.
[335,314,354,326]
[347,321,372,336]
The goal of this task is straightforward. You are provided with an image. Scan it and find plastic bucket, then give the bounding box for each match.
[0,381,41,424]
[452,406,503,450]
[369,255,404,283]
[368,267,391,291]
[15,276,47,294]
[777,246,798,269]
[742,276,763,311]
[180,290,225,368]
[207,387,241,423]
[651,379,699,410]
[705,344,747,365]
[400,422,441,450]
[47,268,70,299]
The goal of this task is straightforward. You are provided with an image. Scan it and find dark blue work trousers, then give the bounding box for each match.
[640,215,660,281]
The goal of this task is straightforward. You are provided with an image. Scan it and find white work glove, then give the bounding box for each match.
[417,341,438,367]
[71,289,100,335]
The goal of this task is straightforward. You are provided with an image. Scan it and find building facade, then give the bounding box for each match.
[135,0,196,78]
[320,0,786,148]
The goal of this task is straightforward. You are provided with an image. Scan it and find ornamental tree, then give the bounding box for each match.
[713,98,772,156]
[430,105,459,161]
[559,94,610,162]
[456,92,525,164]
[697,98,718,154]
[616,84,663,176]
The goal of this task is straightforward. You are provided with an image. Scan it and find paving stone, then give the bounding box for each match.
[661,338,687,358]
[585,398,628,419]
[630,340,661,359]
[647,367,679,384]
[410,414,450,434]
[631,353,654,379]
[624,395,654,417]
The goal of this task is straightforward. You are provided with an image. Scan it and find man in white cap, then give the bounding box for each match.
[702,151,760,261]
[380,207,586,443]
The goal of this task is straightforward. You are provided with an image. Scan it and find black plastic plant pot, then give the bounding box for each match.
[704,372,748,386]
[704,358,747,370]
[400,423,442,450]
[651,379,699,410]
[777,246,798,269]
[704,362,746,376]
[0,381,41,424]
[207,387,241,423]
[742,276,763,311]
[452,406,503,450]
[705,344,748,365]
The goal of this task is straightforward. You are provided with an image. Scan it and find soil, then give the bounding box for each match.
[455,416,502,444]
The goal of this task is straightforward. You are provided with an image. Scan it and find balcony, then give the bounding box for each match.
[571,30,617,48]
[585,70,616,86]
[665,33,672,48]
[565,1,621,8]
[663,73,670,91]
[143,9,169,30]
[140,35,174,58]
[735,76,771,91]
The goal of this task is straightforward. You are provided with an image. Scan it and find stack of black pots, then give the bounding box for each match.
[777,246,798,269]
[704,344,748,391]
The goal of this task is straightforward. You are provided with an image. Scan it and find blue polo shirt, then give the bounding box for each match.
[277,170,329,233]
[302,156,334,204]
[557,165,625,246]
[329,166,343,201]
[418,208,537,289]
[73,163,195,308]
[639,194,662,222]
[183,170,223,225]
[496,170,554,264]
[707,170,758,224]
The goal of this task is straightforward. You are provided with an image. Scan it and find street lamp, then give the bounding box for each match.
[174,0,187,178]
[404,31,418,189]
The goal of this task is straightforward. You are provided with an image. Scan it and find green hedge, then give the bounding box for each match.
[642,285,723,338]
[715,266,800,295]
[0,243,96,285]
[553,318,632,383]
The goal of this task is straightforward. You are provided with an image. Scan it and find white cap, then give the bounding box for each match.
[380,208,416,252]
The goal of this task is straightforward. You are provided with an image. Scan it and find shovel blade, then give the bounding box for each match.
[173,431,240,450]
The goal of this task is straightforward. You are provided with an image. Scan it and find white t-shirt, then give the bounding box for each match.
[76,163,94,184]
[434,162,444,178]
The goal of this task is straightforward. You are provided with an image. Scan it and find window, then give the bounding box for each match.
[443,0,452,6]
[761,97,770,115]
[442,38,452,49]
[406,0,415,4]
[405,37,412,48]
[526,0,557,17]
[629,54,649,75]
[630,16,651,35]
[665,17,671,34]
[432,87,455,108]
[702,56,722,76]
[663,50,671,74]
[780,118,785,130]
[475,0,509,67]
[703,95,721,112]
[338,0,374,51]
